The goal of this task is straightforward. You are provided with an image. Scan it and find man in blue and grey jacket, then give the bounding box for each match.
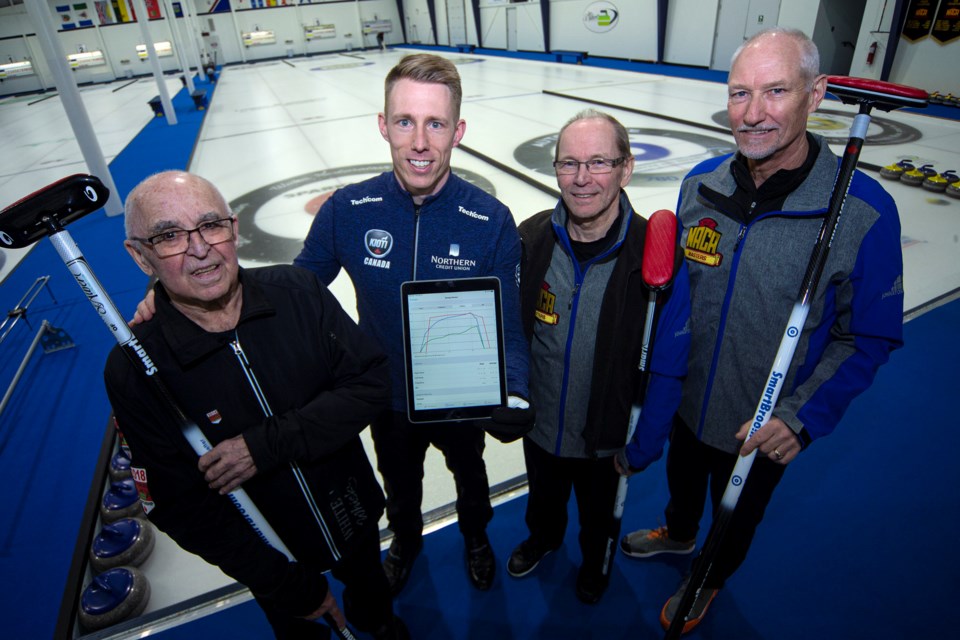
[506,110,691,604]
[620,27,904,634]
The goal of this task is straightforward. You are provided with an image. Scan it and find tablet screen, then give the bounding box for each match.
[400,277,507,423]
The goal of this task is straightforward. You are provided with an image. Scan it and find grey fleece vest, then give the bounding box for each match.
[528,230,619,459]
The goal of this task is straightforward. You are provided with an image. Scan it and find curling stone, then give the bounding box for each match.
[90,518,156,573]
[923,170,958,192]
[946,180,960,199]
[78,566,150,631]
[100,478,142,523]
[109,450,132,481]
[879,159,912,180]
[901,163,936,186]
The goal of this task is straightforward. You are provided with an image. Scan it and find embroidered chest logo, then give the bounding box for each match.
[206,409,222,424]
[685,217,723,267]
[535,281,560,325]
[364,229,392,270]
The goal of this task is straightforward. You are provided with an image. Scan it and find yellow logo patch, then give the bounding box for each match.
[535,281,559,325]
[685,217,724,267]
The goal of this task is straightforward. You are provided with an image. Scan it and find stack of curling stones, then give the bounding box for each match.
[79,446,154,631]
[879,160,960,198]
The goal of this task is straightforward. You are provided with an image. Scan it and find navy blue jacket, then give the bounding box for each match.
[295,170,529,411]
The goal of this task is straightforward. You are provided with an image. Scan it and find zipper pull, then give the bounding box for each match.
[733,225,746,253]
[569,282,580,310]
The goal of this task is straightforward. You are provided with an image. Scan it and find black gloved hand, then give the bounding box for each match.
[480,395,535,443]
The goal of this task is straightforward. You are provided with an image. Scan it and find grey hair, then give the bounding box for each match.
[731,27,820,87]
[555,109,631,160]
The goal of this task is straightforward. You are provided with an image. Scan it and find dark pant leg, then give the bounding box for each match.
[429,422,493,537]
[664,420,713,541]
[253,595,331,640]
[331,525,394,634]
[572,455,622,573]
[702,449,786,589]
[370,410,430,542]
[522,438,573,549]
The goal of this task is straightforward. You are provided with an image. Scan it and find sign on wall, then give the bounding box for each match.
[362,20,392,35]
[0,61,34,79]
[67,50,106,68]
[583,1,620,33]
[242,30,277,46]
[136,41,174,59]
[304,24,336,40]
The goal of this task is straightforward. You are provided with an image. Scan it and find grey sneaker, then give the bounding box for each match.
[620,526,695,558]
[659,575,719,634]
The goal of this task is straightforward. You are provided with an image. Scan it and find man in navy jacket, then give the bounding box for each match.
[295,53,533,595]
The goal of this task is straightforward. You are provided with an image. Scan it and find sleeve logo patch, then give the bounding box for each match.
[130,466,155,515]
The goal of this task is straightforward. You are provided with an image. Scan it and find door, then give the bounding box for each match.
[446,0,468,46]
[711,0,781,71]
[506,7,518,52]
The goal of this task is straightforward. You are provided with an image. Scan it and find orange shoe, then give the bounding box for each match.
[659,575,719,635]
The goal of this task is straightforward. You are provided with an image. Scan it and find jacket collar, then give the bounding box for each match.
[550,190,634,261]
[698,133,836,215]
[154,268,276,367]
[386,169,461,209]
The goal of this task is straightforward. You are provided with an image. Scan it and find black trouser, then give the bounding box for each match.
[255,526,394,639]
[664,419,786,589]
[370,410,493,543]
[523,438,622,574]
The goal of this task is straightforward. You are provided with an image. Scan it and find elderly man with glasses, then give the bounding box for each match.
[105,170,409,639]
[505,110,691,603]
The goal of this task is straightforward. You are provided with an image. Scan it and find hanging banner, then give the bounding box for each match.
[932,0,960,43]
[901,0,939,42]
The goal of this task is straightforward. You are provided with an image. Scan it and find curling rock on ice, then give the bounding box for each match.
[100,478,142,522]
[78,567,150,631]
[90,518,156,573]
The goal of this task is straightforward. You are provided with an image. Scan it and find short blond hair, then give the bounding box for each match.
[384,54,462,119]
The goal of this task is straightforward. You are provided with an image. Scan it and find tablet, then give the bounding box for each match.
[400,277,508,423]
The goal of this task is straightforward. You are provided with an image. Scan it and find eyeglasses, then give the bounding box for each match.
[553,157,627,175]
[133,217,236,258]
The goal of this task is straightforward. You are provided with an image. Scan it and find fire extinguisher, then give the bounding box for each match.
[867,41,878,65]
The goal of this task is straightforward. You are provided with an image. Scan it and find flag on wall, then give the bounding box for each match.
[208,1,232,13]
[931,0,960,43]
[56,3,95,30]
[901,0,938,42]
[94,0,115,24]
[111,0,137,23]
[145,0,162,19]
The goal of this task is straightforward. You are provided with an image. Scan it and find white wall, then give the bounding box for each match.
[3,0,957,98]
[477,0,659,59]
[479,0,545,51]
[0,0,401,95]
[664,0,717,66]
[776,0,819,35]
[550,0,656,59]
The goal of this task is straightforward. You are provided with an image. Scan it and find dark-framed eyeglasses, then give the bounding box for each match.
[553,157,627,175]
[132,217,236,258]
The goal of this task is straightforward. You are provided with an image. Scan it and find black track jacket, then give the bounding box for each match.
[104,266,388,617]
